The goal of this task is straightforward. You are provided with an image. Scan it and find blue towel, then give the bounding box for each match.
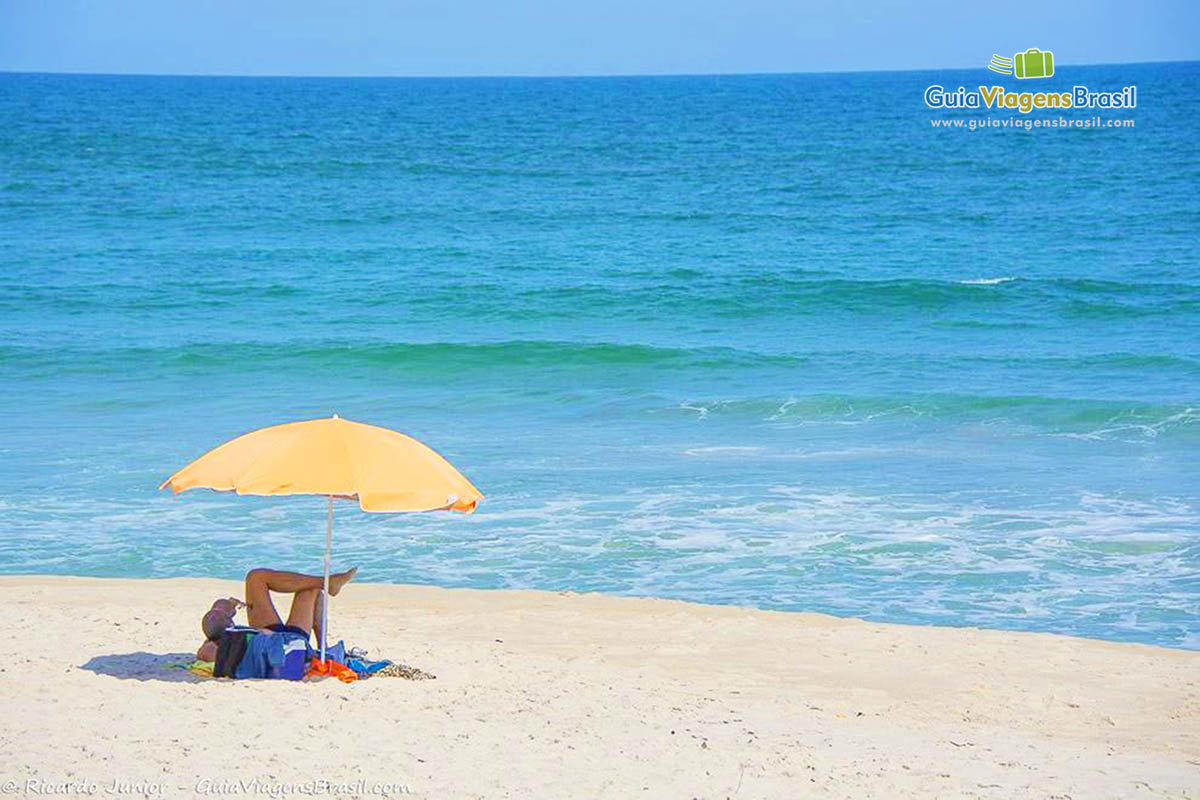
[346,657,392,677]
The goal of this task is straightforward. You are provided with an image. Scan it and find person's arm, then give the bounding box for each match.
[196,640,218,662]
[214,598,245,616]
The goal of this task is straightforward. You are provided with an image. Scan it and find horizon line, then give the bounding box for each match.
[1,57,1194,81]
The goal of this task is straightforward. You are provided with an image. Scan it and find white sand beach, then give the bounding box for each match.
[3,575,1197,799]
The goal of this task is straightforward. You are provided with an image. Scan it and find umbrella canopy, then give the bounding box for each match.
[160,415,482,513]
[159,414,482,663]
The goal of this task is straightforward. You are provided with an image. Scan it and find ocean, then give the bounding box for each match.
[1,64,1197,648]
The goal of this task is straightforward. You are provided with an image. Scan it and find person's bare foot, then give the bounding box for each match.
[329,567,358,596]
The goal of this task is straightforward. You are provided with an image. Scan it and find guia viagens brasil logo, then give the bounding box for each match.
[924,49,1136,114]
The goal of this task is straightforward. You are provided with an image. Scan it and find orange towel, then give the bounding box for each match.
[309,657,359,683]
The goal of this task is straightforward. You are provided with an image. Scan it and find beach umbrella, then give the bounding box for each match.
[159,414,482,663]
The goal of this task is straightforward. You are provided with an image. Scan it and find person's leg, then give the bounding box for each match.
[285,568,350,638]
[285,588,321,635]
[244,567,357,629]
[244,569,283,629]
[312,589,325,644]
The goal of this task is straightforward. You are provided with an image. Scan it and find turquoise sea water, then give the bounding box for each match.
[1,64,1197,648]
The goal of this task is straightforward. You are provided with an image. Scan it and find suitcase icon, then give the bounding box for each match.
[1014,48,1054,79]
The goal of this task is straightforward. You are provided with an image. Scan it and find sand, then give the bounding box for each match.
[1,575,1196,799]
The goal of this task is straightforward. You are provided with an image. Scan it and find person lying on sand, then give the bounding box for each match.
[196,567,357,662]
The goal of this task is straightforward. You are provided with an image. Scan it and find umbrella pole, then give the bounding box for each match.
[321,494,332,664]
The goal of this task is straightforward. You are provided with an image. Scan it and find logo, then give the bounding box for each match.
[988,48,1055,79]
[924,46,1136,117]
[925,46,1137,130]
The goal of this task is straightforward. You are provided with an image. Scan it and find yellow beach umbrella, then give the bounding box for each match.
[159,414,482,662]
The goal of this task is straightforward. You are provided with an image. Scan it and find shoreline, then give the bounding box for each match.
[7,571,1192,654]
[5,574,1198,798]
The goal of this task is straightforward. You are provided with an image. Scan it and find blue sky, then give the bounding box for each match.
[1,0,1197,77]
